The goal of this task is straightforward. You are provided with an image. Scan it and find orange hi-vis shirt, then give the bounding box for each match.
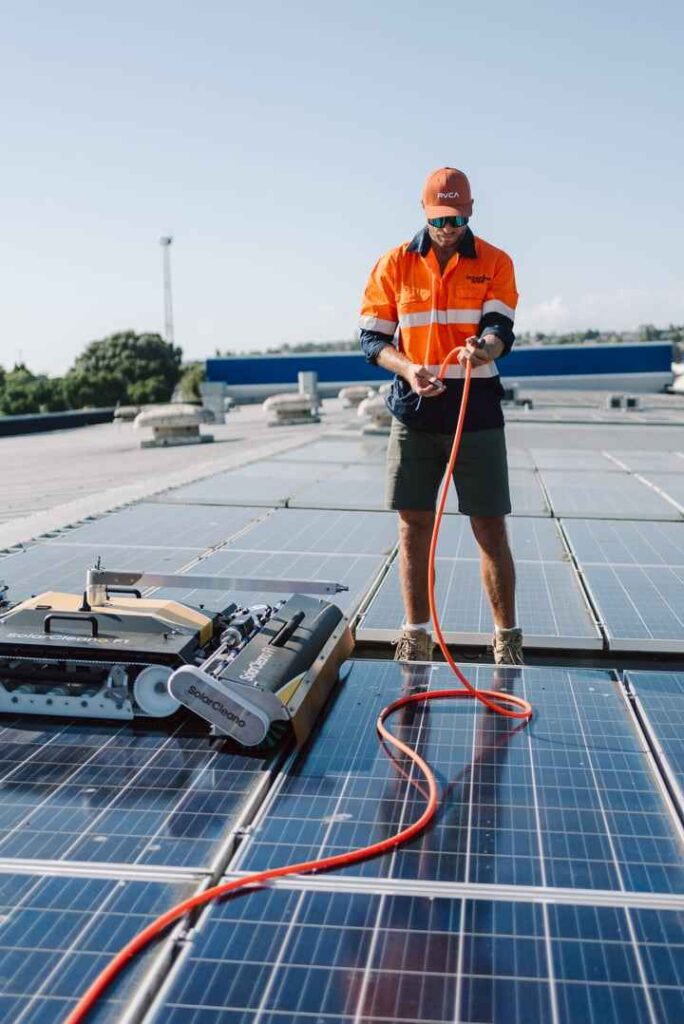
[359,227,518,380]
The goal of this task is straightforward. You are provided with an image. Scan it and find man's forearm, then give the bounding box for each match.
[375,344,413,379]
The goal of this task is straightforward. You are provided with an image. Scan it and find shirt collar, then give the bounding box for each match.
[407,225,477,259]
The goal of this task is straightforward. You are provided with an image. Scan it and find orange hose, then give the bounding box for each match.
[64,357,532,1024]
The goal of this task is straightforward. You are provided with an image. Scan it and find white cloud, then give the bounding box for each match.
[516,285,684,333]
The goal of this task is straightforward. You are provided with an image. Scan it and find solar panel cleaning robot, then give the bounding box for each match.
[0,561,353,750]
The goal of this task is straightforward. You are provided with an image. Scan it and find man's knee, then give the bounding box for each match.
[398,509,435,536]
[470,515,510,557]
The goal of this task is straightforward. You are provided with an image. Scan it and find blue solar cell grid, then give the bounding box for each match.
[0,715,273,870]
[0,872,192,1024]
[236,663,684,894]
[152,885,684,1024]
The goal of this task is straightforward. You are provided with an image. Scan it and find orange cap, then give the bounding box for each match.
[421,167,473,219]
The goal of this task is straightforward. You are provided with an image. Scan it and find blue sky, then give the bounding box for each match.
[1,0,682,373]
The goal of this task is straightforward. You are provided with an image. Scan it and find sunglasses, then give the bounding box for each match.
[428,216,469,228]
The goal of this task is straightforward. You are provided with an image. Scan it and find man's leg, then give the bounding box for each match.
[469,515,516,628]
[398,509,435,625]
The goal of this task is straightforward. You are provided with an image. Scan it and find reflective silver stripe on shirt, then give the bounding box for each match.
[358,315,398,333]
[425,362,499,379]
[399,308,482,328]
[482,299,516,319]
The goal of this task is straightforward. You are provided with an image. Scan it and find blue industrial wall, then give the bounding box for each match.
[207,343,672,386]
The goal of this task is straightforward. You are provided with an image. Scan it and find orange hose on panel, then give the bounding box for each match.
[64,357,532,1024]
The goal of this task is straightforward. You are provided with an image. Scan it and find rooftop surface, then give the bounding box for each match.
[0,389,683,1023]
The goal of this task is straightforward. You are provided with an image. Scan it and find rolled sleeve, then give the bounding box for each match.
[360,328,394,365]
[478,251,518,356]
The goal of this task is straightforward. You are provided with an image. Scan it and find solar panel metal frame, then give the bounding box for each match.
[625,671,684,822]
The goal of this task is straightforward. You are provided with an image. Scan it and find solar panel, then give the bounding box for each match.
[291,467,550,516]
[582,564,684,653]
[531,449,622,471]
[227,508,398,556]
[539,471,681,520]
[0,716,274,870]
[638,473,684,513]
[151,885,684,1024]
[52,503,269,550]
[155,460,338,507]
[626,671,684,815]
[237,663,684,888]
[432,515,568,562]
[563,519,684,567]
[151,547,388,619]
[356,559,601,648]
[273,437,388,465]
[0,543,198,604]
[0,871,193,1023]
[609,451,684,473]
[236,662,684,892]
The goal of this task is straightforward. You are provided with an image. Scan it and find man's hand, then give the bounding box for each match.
[405,363,446,397]
[457,334,504,368]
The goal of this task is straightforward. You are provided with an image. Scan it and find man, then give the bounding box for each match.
[359,167,522,665]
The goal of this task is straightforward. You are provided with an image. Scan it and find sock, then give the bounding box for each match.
[495,624,520,634]
[404,621,431,633]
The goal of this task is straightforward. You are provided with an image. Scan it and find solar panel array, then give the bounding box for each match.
[154,662,684,1024]
[1,427,684,1022]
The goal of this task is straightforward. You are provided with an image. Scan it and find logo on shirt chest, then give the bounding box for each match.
[465,274,491,284]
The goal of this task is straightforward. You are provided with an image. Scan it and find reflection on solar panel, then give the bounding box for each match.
[237,663,684,891]
[0,716,273,869]
[52,503,268,550]
[230,507,397,555]
[582,565,684,653]
[627,671,684,814]
[531,449,621,471]
[434,515,567,561]
[291,468,550,516]
[563,519,684,567]
[152,884,684,1024]
[153,547,388,618]
[0,543,198,604]
[0,872,192,1023]
[609,451,684,473]
[357,559,601,647]
[539,471,681,520]
[638,473,684,513]
[156,460,338,507]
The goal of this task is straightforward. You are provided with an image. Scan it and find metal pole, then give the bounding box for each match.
[159,236,174,344]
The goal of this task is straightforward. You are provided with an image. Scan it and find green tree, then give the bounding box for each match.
[0,364,68,415]
[64,330,182,408]
[179,361,205,401]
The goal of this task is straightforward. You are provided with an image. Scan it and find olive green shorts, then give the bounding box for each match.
[385,418,512,517]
